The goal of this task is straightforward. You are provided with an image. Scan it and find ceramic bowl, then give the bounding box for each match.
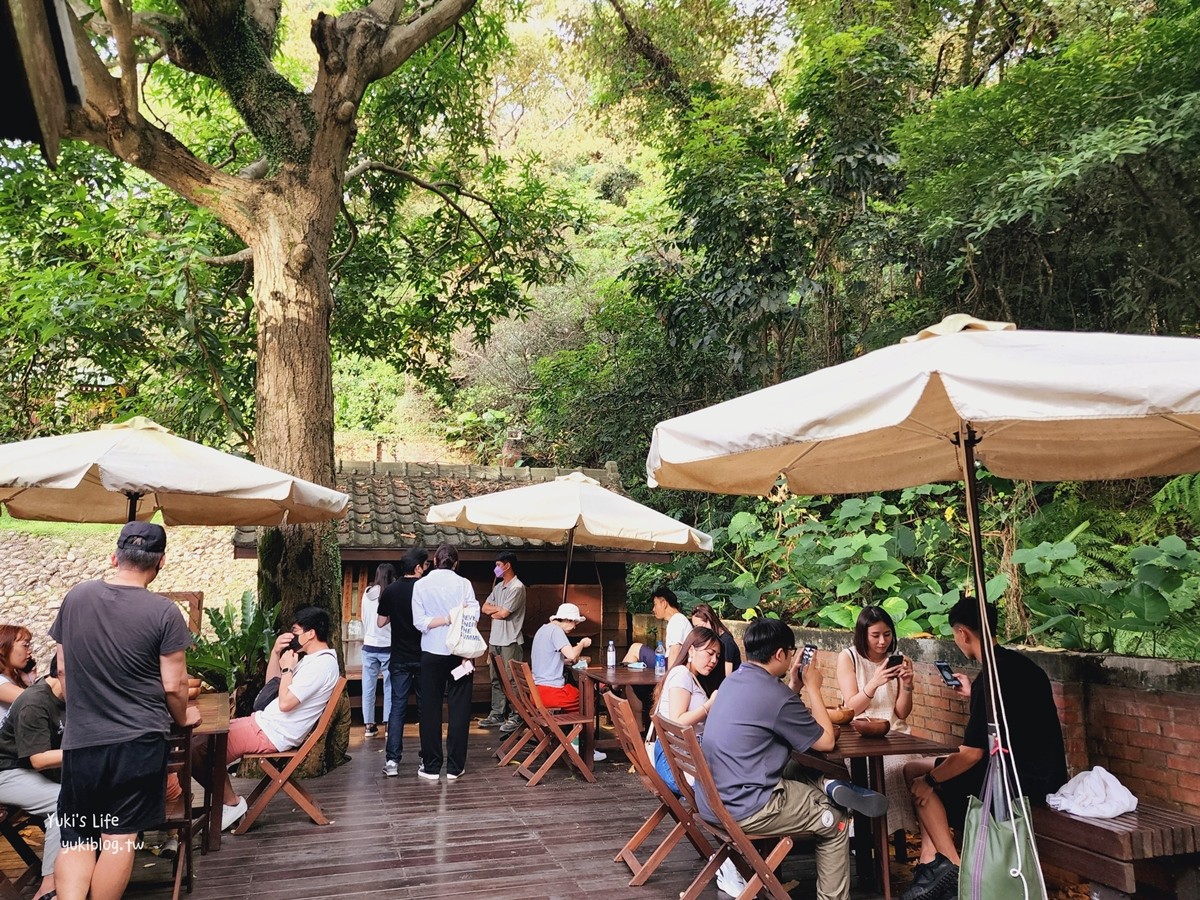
[826,706,855,725]
[851,717,891,738]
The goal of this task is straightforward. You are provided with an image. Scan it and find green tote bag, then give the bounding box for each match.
[959,751,1046,900]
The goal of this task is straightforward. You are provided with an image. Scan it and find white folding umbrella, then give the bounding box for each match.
[426,471,712,601]
[646,316,1200,899]
[0,417,350,526]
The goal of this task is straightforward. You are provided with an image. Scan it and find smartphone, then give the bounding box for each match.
[935,660,962,689]
[799,644,817,669]
[886,654,904,669]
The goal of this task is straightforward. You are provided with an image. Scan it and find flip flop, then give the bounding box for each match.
[34,890,57,900]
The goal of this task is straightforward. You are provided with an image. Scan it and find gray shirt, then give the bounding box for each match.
[697,663,823,823]
[530,622,570,688]
[486,577,526,647]
[49,579,192,750]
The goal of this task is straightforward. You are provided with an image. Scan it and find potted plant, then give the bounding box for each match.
[187,591,280,718]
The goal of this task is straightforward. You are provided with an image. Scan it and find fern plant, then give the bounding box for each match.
[187,591,280,695]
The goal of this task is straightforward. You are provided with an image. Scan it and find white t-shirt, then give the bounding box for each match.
[531,622,570,688]
[361,585,391,648]
[665,611,690,653]
[656,665,708,736]
[254,648,340,751]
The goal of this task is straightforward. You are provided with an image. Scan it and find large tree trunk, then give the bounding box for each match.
[248,176,348,772]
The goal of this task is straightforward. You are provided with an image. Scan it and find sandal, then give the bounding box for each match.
[34,890,57,900]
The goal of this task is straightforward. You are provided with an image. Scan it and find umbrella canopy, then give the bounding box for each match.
[647,323,1200,497]
[0,417,350,526]
[426,471,712,553]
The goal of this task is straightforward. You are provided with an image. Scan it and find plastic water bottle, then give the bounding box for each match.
[654,640,667,676]
[606,640,617,669]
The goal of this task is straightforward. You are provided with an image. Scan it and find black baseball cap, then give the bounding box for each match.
[117,521,167,553]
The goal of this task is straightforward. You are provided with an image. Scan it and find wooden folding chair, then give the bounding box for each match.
[603,693,714,886]
[148,725,210,900]
[231,677,347,835]
[0,805,39,894]
[491,653,536,766]
[509,661,595,787]
[655,713,812,900]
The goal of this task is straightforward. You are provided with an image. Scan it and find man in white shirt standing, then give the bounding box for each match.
[479,551,526,733]
[193,607,340,831]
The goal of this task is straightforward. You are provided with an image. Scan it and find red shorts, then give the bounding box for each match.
[536,683,580,713]
[226,715,279,763]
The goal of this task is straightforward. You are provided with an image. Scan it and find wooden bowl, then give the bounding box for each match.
[851,717,891,738]
[826,707,855,725]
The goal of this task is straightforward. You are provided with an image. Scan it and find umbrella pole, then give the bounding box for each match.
[561,526,577,605]
[125,491,142,522]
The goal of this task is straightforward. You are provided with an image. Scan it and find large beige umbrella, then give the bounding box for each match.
[646,317,1200,900]
[0,417,350,526]
[427,471,711,600]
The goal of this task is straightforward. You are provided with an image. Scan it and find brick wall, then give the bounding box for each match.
[724,621,1200,816]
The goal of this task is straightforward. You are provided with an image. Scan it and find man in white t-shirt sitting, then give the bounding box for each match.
[193,607,340,832]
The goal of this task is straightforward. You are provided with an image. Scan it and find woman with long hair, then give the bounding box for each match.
[651,625,720,793]
[360,563,397,737]
[836,605,919,837]
[0,624,33,727]
[690,603,742,693]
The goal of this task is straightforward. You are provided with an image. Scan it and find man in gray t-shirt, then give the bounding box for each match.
[479,551,527,730]
[700,618,880,900]
[49,521,196,900]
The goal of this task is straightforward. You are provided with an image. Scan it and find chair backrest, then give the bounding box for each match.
[509,660,549,721]
[292,676,348,757]
[604,692,663,795]
[655,712,750,840]
[493,653,523,718]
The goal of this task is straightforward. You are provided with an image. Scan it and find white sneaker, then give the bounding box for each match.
[593,749,607,762]
[383,760,399,777]
[446,770,464,781]
[716,857,747,897]
[221,796,248,832]
[417,764,440,781]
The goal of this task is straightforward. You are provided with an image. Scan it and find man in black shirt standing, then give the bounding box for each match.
[378,547,429,777]
[901,598,1067,900]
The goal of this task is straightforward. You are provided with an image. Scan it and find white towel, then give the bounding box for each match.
[1046,766,1138,818]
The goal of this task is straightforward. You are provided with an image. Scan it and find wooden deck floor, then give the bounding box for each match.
[7,722,890,899]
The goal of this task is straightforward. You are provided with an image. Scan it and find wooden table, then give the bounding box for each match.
[191,692,231,853]
[796,731,956,900]
[577,664,663,772]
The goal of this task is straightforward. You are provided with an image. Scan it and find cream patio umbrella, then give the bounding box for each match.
[426,471,712,601]
[646,315,1200,899]
[0,417,350,526]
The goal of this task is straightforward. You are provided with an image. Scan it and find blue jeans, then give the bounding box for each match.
[386,660,421,764]
[361,647,391,726]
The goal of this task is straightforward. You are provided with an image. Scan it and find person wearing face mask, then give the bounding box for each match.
[192,607,339,832]
[478,552,526,733]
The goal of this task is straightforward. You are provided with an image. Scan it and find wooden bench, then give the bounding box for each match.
[1033,803,1200,899]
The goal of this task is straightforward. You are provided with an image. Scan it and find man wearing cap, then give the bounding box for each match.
[49,521,197,900]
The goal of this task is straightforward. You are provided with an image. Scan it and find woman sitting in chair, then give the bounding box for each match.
[650,625,720,795]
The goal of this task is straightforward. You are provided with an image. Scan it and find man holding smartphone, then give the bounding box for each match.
[900,598,1067,900]
[698,619,887,900]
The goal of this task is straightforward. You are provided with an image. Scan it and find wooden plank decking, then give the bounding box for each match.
[5,722,889,899]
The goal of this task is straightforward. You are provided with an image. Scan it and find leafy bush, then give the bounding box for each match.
[332,353,404,430]
[187,591,280,701]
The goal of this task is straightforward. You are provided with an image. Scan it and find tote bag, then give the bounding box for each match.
[959,750,1046,900]
[445,603,487,659]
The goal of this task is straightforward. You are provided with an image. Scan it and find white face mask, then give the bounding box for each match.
[494,565,504,578]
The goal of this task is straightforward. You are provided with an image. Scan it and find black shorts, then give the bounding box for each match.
[58,734,169,845]
[932,758,987,830]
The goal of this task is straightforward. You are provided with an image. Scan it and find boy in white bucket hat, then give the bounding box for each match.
[527,603,606,761]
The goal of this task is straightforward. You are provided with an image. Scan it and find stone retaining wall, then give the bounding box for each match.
[0,526,259,665]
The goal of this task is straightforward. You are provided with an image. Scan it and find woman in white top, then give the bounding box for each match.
[412,544,480,781]
[651,625,720,794]
[836,606,919,836]
[0,624,32,728]
[360,563,395,737]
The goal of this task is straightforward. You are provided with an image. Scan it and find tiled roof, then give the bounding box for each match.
[233,460,626,553]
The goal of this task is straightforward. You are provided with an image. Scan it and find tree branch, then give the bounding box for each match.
[603,0,690,107]
[344,160,495,254]
[201,248,255,265]
[99,0,139,120]
[369,0,477,83]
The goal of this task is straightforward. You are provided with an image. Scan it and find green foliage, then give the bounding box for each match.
[444,408,511,462]
[332,355,403,431]
[187,591,280,694]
